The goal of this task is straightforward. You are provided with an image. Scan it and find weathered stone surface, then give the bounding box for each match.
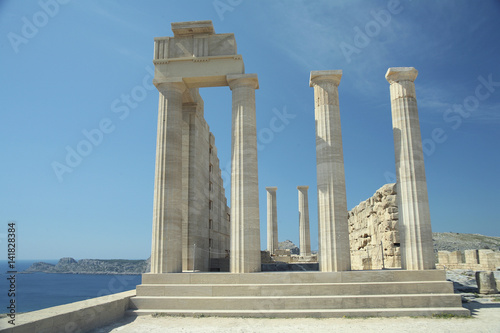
[266,187,278,254]
[310,70,351,272]
[229,73,261,273]
[181,92,231,272]
[437,249,500,270]
[386,67,435,270]
[153,21,244,89]
[348,183,401,270]
[297,186,311,257]
[475,271,499,294]
[151,81,185,273]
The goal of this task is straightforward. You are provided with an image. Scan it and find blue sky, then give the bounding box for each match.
[1,0,499,260]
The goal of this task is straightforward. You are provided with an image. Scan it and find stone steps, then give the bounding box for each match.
[140,270,447,284]
[126,307,470,318]
[129,294,462,310]
[136,281,453,297]
[129,270,469,318]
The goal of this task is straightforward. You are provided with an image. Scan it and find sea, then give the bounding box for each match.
[0,260,141,314]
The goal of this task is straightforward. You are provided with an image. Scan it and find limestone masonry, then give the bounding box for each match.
[437,249,500,271]
[266,187,278,255]
[348,184,500,271]
[348,183,401,270]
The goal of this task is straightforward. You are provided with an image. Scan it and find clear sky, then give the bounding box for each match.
[1,0,499,260]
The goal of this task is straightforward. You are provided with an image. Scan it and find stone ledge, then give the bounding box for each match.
[0,290,135,333]
[126,307,470,318]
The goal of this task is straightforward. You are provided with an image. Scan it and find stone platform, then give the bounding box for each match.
[128,270,469,318]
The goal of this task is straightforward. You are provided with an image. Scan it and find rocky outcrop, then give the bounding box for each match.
[278,240,300,255]
[348,183,401,270]
[24,257,150,274]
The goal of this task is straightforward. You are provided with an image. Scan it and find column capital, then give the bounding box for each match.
[154,77,187,94]
[385,67,418,84]
[297,185,309,190]
[227,73,259,90]
[309,70,342,87]
[266,186,277,192]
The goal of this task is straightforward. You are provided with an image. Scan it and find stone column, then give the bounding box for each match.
[386,67,435,270]
[182,101,210,272]
[297,186,311,257]
[228,74,261,273]
[310,70,351,272]
[150,79,186,273]
[266,187,278,254]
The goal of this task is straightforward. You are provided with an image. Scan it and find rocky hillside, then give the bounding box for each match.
[278,240,300,255]
[24,257,150,274]
[433,232,500,252]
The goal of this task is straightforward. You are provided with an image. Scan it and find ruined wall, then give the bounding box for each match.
[349,183,500,271]
[348,183,401,270]
[437,249,500,270]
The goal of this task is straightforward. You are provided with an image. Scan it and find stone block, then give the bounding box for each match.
[476,271,498,294]
[361,257,372,270]
[438,251,450,264]
[464,249,479,264]
[449,251,462,264]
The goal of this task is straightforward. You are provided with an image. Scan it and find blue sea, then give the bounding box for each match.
[0,260,141,314]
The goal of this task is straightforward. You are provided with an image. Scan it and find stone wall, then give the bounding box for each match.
[181,90,230,272]
[349,183,500,271]
[437,249,500,270]
[348,183,401,270]
[0,290,134,332]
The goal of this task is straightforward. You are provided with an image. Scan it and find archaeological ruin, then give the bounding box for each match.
[130,20,469,318]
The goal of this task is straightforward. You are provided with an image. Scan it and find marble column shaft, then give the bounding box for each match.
[228,74,261,273]
[266,187,278,254]
[386,67,435,270]
[297,186,311,257]
[310,70,351,272]
[151,80,186,273]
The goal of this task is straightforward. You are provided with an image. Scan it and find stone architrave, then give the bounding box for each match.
[266,187,278,254]
[150,79,186,273]
[310,70,351,272]
[228,74,261,273]
[297,186,311,257]
[386,67,435,270]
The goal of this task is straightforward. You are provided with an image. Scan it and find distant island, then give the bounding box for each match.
[23,257,150,275]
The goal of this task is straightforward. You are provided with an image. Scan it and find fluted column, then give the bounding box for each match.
[310,70,351,272]
[297,186,311,257]
[386,67,435,270]
[266,187,278,254]
[151,79,186,273]
[228,74,261,273]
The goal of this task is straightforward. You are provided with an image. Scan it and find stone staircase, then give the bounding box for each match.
[127,270,469,318]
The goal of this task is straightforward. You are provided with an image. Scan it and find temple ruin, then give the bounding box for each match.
[130,20,469,318]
